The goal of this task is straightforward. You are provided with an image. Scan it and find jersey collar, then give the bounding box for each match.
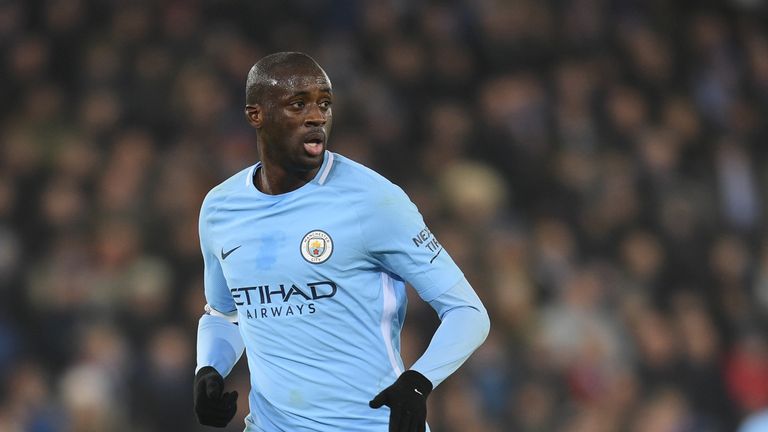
[245,150,335,199]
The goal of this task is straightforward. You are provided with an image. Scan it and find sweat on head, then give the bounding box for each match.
[245,52,331,107]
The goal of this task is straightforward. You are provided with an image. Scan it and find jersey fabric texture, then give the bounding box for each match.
[739,411,768,432]
[199,152,465,431]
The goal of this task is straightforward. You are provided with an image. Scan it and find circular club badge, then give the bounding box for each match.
[301,230,333,264]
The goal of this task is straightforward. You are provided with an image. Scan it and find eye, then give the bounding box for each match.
[319,101,332,109]
[291,101,305,109]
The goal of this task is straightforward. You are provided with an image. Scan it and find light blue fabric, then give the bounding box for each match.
[243,413,435,432]
[739,411,768,432]
[412,278,490,387]
[196,151,487,431]
[196,313,244,377]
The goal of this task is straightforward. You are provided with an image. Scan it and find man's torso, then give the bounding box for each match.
[204,153,409,430]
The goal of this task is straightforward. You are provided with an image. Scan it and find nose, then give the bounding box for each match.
[304,103,327,127]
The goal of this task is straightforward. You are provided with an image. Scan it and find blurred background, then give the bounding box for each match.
[1,0,768,431]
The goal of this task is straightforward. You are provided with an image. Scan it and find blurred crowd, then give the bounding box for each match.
[2,0,768,431]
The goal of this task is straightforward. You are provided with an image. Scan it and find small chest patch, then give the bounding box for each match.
[300,230,333,264]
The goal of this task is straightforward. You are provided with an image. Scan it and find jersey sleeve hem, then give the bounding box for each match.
[416,272,465,303]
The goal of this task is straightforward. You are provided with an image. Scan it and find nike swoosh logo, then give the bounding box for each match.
[221,245,241,260]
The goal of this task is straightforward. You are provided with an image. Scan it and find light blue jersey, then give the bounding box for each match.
[197,151,487,431]
[739,411,768,432]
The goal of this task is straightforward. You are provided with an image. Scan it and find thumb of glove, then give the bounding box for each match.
[369,390,389,409]
[223,390,239,406]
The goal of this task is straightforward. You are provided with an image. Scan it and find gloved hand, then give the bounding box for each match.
[194,366,238,427]
[369,370,433,432]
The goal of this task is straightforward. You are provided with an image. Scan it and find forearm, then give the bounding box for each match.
[196,306,245,377]
[410,278,490,388]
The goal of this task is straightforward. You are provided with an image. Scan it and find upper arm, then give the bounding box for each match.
[199,197,236,314]
[359,185,463,302]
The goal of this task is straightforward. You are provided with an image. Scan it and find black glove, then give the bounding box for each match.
[369,370,433,432]
[194,366,238,427]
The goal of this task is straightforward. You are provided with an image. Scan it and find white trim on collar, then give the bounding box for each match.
[318,152,334,185]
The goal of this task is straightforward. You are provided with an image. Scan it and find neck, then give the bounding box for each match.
[255,159,322,195]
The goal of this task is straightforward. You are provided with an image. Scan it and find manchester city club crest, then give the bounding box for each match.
[300,230,333,264]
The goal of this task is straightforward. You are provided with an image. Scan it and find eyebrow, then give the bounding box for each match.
[288,87,333,98]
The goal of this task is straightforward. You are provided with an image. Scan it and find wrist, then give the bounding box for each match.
[401,370,433,398]
[196,366,221,380]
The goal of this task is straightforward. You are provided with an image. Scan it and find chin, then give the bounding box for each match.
[306,153,325,168]
[292,153,324,172]
[302,146,326,161]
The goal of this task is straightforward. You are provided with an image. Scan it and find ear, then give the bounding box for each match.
[245,105,262,128]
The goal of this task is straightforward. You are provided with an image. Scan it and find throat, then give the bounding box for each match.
[254,165,318,195]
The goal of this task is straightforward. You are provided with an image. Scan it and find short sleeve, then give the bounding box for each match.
[359,185,464,302]
[199,196,236,314]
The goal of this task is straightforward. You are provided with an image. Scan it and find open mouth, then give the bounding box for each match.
[303,133,325,157]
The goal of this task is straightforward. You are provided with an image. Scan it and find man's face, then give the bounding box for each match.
[257,67,333,172]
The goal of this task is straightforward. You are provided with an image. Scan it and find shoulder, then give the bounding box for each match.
[200,164,255,218]
[327,153,417,223]
[327,153,410,203]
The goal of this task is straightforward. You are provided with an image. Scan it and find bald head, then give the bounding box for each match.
[245,52,329,106]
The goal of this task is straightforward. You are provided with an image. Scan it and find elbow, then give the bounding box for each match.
[477,305,490,345]
[463,300,489,347]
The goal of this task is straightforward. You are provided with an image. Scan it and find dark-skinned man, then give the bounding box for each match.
[194,52,489,432]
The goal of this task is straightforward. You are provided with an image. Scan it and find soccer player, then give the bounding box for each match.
[194,52,490,432]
